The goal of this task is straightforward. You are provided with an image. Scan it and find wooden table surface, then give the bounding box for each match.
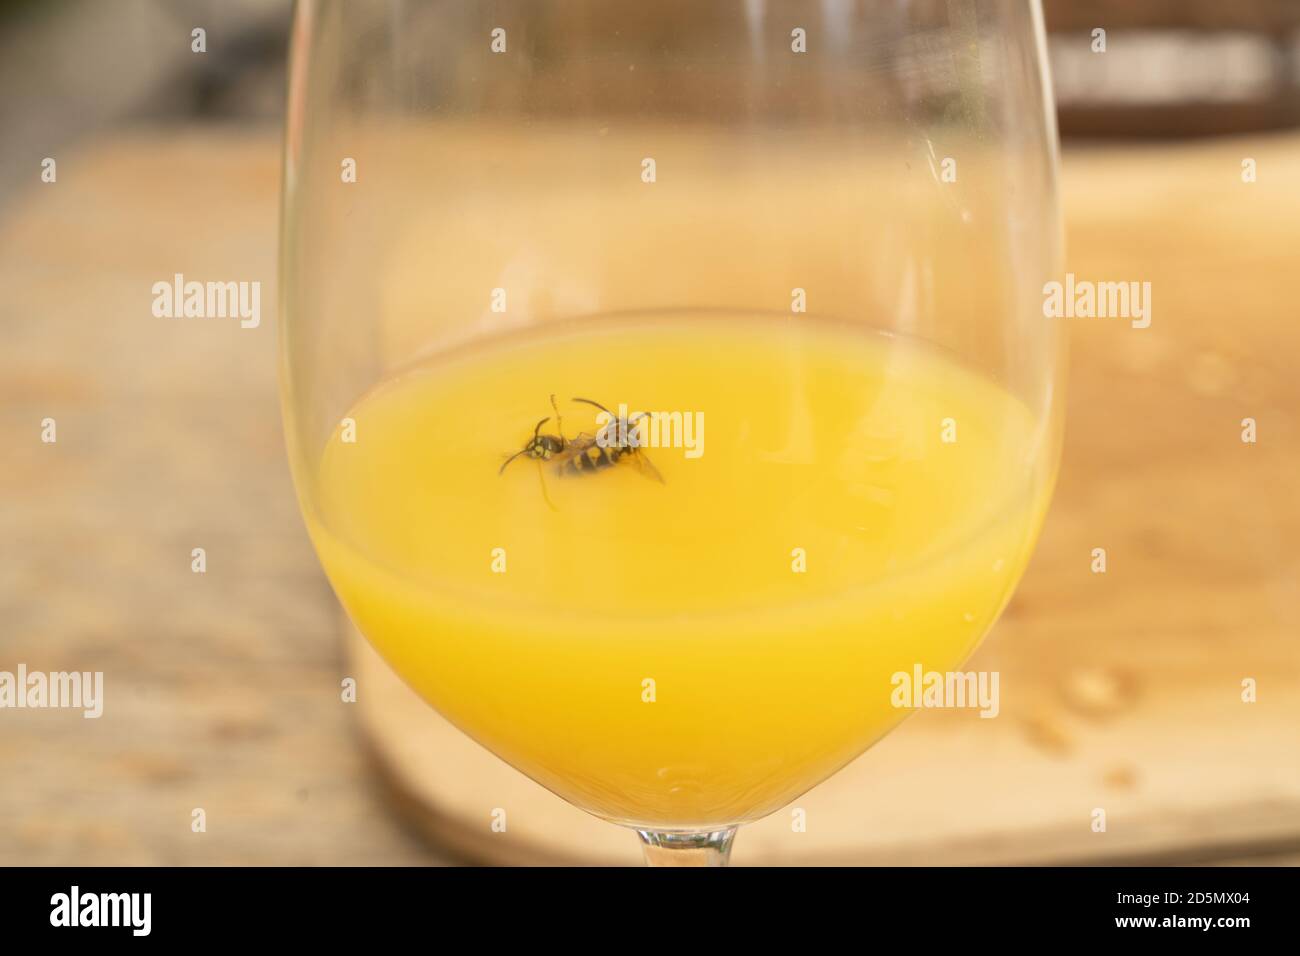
[1,128,1296,865]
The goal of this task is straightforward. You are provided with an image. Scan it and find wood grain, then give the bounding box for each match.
[0,132,444,866]
[1,129,1296,865]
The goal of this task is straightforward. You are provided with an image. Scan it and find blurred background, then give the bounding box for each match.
[1,0,1297,864]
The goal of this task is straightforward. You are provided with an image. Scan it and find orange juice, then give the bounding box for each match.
[306,314,1051,827]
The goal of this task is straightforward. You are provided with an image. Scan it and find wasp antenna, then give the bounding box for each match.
[532,416,550,438]
[498,448,527,476]
[572,397,612,415]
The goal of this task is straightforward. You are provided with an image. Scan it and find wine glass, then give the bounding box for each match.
[280,0,1064,866]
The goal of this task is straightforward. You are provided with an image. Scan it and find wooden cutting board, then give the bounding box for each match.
[351,133,1300,865]
[2,129,1295,866]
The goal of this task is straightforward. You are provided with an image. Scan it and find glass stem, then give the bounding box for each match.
[636,828,737,867]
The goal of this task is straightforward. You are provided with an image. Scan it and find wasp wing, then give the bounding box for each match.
[628,449,666,484]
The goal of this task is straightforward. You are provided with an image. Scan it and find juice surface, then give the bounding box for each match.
[308,314,1051,827]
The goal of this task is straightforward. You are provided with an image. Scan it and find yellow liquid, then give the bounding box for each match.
[307,314,1051,828]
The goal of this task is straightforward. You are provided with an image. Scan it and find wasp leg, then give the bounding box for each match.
[536,460,559,512]
[550,394,566,444]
